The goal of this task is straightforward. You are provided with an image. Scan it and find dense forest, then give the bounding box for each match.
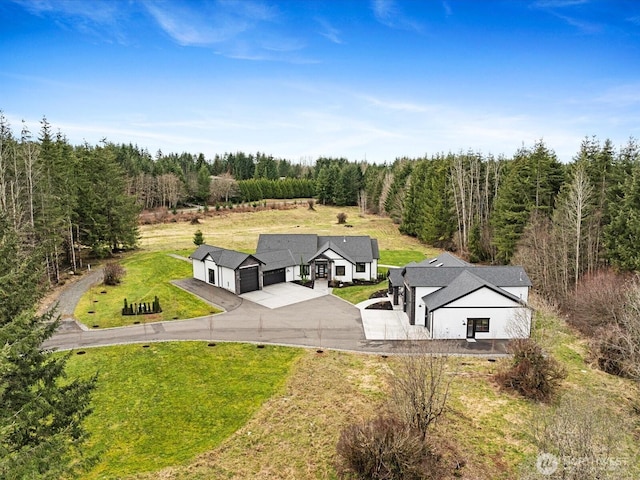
[2,113,640,304]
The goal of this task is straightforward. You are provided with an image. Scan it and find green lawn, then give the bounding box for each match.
[76,252,217,328]
[378,249,437,267]
[65,342,303,479]
[332,281,387,305]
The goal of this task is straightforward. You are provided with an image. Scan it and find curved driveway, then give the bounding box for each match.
[43,276,508,355]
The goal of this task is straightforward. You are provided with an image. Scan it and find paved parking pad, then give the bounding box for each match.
[241,282,330,309]
[358,298,429,340]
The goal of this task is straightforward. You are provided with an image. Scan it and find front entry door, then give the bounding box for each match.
[466,319,475,339]
[316,263,327,278]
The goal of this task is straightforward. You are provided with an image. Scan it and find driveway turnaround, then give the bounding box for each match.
[358,298,429,340]
[240,281,330,309]
[44,276,510,355]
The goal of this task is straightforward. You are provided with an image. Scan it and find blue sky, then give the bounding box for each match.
[1,0,639,163]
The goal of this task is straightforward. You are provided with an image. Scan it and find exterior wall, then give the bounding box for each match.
[352,261,375,281]
[371,259,378,280]
[412,286,441,327]
[501,286,529,302]
[431,306,531,339]
[218,264,236,292]
[193,258,206,282]
[446,287,521,308]
[324,249,354,283]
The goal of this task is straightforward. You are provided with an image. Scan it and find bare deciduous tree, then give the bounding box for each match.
[386,342,452,440]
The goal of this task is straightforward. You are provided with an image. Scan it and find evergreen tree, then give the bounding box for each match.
[492,141,564,263]
[75,143,140,256]
[0,214,96,478]
[605,159,640,271]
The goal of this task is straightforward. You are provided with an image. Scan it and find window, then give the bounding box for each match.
[474,318,490,332]
[208,268,215,284]
[356,263,366,273]
[335,265,346,276]
[301,264,310,276]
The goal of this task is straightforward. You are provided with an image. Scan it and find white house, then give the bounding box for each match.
[255,234,380,285]
[191,234,380,293]
[389,253,532,340]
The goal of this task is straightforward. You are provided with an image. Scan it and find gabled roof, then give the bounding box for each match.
[256,234,318,262]
[419,252,471,267]
[388,267,404,287]
[308,240,356,264]
[403,265,532,288]
[422,270,524,311]
[256,234,380,268]
[190,244,262,270]
[317,236,380,263]
[254,249,296,272]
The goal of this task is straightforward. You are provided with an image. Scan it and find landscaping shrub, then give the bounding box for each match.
[496,338,566,402]
[337,212,348,224]
[308,199,315,210]
[336,415,440,480]
[104,262,125,286]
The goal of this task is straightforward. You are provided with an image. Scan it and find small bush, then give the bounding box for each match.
[496,338,566,402]
[104,262,125,286]
[336,415,439,480]
[308,199,315,211]
[337,212,348,224]
[193,229,205,246]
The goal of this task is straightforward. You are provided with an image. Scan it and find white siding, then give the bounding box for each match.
[501,286,529,302]
[193,258,206,282]
[353,262,373,281]
[219,265,236,292]
[446,287,520,308]
[431,306,531,339]
[413,286,441,327]
[371,259,378,281]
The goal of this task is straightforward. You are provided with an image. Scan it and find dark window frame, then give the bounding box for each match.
[301,264,310,276]
[356,262,366,273]
[473,318,490,333]
[208,268,215,284]
[335,265,346,276]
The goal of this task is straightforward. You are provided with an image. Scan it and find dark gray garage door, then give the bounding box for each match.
[239,266,259,294]
[263,268,286,286]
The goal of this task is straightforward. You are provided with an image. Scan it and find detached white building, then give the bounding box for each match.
[389,253,532,340]
[190,245,264,295]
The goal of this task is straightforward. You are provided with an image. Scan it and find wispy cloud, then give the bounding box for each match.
[371,0,423,32]
[10,0,129,43]
[142,0,312,62]
[596,84,640,107]
[359,94,433,113]
[532,0,589,7]
[316,18,343,44]
[627,15,640,26]
[531,0,602,34]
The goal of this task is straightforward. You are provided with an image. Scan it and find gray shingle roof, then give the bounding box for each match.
[388,267,404,287]
[403,265,532,288]
[422,270,523,311]
[317,236,379,263]
[254,249,296,272]
[256,234,380,268]
[190,244,261,270]
[416,252,470,267]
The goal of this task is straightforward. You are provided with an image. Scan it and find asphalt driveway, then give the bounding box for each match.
[44,276,509,355]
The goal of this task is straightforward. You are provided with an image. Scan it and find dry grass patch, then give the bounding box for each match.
[138,204,434,254]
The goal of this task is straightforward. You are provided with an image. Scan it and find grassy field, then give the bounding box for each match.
[75,252,218,328]
[139,204,439,255]
[60,208,639,479]
[331,281,387,305]
[64,342,303,479]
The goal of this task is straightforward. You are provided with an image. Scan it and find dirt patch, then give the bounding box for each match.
[365,301,393,310]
